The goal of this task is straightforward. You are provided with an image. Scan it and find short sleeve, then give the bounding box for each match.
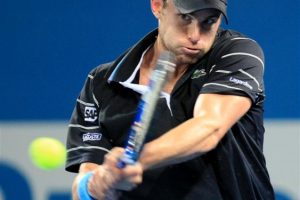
[65,68,112,173]
[201,37,265,105]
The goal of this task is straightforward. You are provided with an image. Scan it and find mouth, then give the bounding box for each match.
[181,47,201,55]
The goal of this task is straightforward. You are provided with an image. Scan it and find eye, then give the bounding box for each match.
[179,14,193,23]
[205,18,217,25]
[201,17,218,30]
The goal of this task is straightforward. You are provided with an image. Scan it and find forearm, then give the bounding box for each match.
[139,116,224,170]
[139,94,251,170]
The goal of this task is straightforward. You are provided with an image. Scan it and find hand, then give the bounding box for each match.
[87,148,143,199]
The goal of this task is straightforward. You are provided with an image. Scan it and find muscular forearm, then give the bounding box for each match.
[139,94,251,170]
[139,116,224,170]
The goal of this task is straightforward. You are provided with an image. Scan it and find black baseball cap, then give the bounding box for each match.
[173,0,228,24]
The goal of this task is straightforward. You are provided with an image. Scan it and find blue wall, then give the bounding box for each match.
[1,0,299,120]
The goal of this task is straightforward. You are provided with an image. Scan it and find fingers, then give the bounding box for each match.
[104,148,142,177]
[103,147,124,167]
[103,147,144,190]
[113,164,142,191]
[121,162,143,183]
[82,147,144,199]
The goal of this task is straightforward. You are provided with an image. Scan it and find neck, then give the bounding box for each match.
[139,43,189,93]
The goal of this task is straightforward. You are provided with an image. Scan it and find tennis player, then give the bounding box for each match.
[66,0,275,199]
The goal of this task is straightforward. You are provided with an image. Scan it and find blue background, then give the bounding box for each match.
[0,0,299,120]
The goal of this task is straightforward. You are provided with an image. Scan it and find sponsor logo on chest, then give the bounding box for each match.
[191,69,207,79]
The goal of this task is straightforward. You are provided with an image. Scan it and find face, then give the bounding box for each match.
[152,0,222,66]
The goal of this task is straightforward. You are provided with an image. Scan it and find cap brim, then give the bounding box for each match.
[174,0,228,24]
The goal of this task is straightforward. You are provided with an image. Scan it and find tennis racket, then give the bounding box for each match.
[117,51,176,168]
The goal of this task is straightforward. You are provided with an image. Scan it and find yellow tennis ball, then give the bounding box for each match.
[29,137,66,170]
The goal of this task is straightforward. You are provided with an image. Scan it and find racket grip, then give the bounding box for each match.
[117,144,139,168]
[117,50,176,169]
[117,160,126,169]
[117,103,145,168]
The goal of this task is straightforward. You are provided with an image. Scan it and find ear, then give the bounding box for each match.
[150,0,164,18]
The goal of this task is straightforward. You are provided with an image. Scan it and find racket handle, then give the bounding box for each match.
[117,51,176,168]
[117,145,139,168]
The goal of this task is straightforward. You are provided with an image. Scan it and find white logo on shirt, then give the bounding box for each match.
[84,106,98,122]
[191,69,206,79]
[229,77,253,90]
[82,133,102,142]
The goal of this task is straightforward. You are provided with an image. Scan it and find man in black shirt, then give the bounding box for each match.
[66,0,275,199]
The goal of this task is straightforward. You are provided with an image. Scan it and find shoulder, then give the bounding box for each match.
[207,28,265,72]
[212,29,264,58]
[88,61,115,81]
[88,47,133,83]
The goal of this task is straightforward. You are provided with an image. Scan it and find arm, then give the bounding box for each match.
[72,148,143,200]
[139,93,251,170]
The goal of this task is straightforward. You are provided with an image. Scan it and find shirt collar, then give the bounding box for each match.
[108,29,158,83]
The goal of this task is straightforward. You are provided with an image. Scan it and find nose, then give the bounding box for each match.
[187,21,201,45]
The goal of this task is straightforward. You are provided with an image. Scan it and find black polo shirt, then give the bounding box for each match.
[66,29,274,200]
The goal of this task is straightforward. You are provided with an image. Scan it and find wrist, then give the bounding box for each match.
[77,172,96,200]
[77,168,119,200]
[139,145,153,170]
